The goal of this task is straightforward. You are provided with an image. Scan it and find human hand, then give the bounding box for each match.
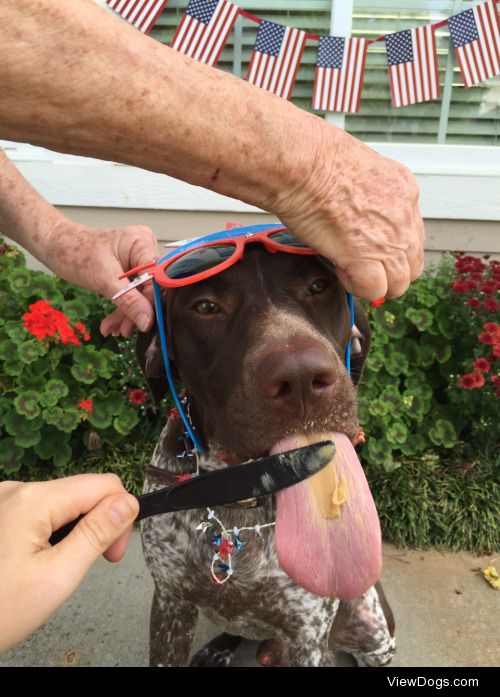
[0,474,139,653]
[45,221,158,337]
[274,125,425,301]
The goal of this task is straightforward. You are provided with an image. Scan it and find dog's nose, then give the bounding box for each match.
[256,345,336,417]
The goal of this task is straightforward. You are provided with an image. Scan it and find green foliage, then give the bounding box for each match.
[366,446,500,553]
[359,253,500,471]
[0,239,169,476]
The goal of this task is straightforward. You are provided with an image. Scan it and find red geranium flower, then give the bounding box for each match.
[490,345,500,360]
[371,298,385,308]
[491,375,500,387]
[458,373,485,390]
[167,407,181,421]
[22,299,85,345]
[473,358,490,373]
[129,388,148,405]
[78,399,93,414]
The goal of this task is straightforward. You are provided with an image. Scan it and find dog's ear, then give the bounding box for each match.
[136,326,169,404]
[349,303,372,386]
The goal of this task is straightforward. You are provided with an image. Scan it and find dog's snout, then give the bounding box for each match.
[256,345,336,417]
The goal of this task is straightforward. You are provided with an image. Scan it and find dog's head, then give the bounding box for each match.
[137,245,370,462]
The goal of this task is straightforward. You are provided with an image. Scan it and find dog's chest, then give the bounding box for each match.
[141,481,338,640]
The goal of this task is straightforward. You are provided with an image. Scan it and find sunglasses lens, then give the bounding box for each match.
[165,244,236,280]
[268,230,310,248]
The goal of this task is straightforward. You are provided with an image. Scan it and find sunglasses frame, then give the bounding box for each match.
[152,225,317,288]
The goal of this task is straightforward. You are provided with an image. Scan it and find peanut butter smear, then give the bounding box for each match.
[308,462,349,519]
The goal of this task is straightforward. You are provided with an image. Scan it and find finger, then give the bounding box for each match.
[103,524,135,563]
[119,315,136,338]
[112,287,154,333]
[336,260,388,301]
[40,473,127,533]
[100,307,125,337]
[383,252,412,299]
[47,493,139,587]
[408,214,426,282]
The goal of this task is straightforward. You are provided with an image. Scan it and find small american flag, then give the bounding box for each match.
[106,0,169,34]
[171,0,239,67]
[448,1,500,88]
[386,25,440,108]
[246,21,307,100]
[312,36,368,113]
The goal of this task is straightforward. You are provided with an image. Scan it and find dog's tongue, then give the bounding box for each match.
[271,433,381,599]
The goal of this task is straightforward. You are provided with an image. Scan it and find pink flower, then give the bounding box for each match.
[129,388,148,405]
[473,358,490,373]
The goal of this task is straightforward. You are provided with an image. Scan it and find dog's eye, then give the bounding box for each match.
[308,280,328,295]
[193,300,220,315]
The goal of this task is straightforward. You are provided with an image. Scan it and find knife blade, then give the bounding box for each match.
[49,440,334,545]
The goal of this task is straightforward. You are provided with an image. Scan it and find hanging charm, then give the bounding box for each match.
[196,508,275,585]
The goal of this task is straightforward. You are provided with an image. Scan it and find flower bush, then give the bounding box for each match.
[0,238,167,476]
[359,252,499,471]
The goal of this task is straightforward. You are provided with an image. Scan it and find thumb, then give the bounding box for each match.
[49,493,139,588]
[335,261,388,301]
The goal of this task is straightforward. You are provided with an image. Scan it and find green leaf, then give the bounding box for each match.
[405,308,434,332]
[0,437,24,471]
[53,442,73,468]
[366,351,384,371]
[5,322,28,343]
[386,422,409,445]
[62,299,90,321]
[89,401,114,429]
[428,419,458,448]
[35,427,69,460]
[10,268,32,295]
[18,340,43,364]
[71,363,97,384]
[374,308,407,339]
[368,399,391,418]
[384,351,410,377]
[13,390,41,419]
[0,339,16,360]
[14,428,41,448]
[3,356,24,376]
[113,407,139,435]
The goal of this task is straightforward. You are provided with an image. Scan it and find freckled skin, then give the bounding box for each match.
[0,1,424,302]
[138,249,396,667]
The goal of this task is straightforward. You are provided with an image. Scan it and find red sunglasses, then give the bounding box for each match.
[116,225,317,296]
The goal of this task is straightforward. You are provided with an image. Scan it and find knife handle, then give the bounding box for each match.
[49,515,85,545]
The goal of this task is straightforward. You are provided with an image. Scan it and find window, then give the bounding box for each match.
[346,0,500,144]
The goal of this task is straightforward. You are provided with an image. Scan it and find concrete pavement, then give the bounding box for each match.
[1,531,498,667]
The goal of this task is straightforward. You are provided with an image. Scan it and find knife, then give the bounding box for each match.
[49,440,334,545]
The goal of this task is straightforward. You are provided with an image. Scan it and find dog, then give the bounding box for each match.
[137,242,395,667]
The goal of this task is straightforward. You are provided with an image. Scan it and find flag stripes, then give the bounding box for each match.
[247,23,307,100]
[387,25,440,108]
[449,0,500,87]
[171,1,239,67]
[312,37,368,113]
[106,0,169,34]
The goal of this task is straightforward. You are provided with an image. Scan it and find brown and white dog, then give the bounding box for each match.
[137,244,395,667]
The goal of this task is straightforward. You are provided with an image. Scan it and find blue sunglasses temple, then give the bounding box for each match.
[154,281,204,453]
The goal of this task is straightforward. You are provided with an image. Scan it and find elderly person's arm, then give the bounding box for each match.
[0,148,157,335]
[0,0,424,300]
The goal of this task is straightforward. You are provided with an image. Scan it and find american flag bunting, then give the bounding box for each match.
[386,25,440,107]
[170,0,239,67]
[246,21,307,100]
[312,36,368,113]
[447,0,500,87]
[105,0,169,34]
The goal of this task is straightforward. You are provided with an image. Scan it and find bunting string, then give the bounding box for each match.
[106,0,500,112]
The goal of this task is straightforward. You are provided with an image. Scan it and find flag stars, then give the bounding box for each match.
[448,9,480,48]
[317,36,345,69]
[186,0,220,24]
[255,21,287,56]
[386,30,414,65]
